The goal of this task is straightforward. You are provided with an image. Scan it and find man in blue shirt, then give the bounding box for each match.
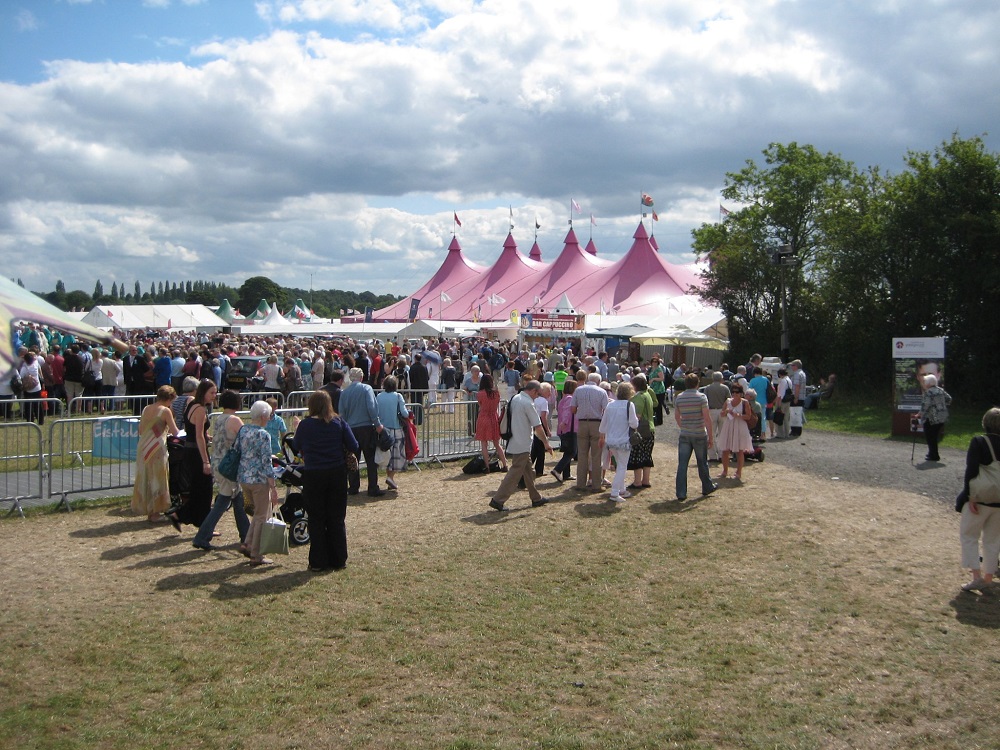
[339,367,385,497]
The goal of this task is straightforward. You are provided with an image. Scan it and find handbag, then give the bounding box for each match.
[638,419,653,440]
[970,437,1000,503]
[626,404,642,447]
[772,409,785,426]
[378,426,396,453]
[259,510,289,556]
[217,426,245,482]
[337,418,360,472]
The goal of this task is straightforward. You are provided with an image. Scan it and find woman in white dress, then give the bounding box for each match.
[717,384,754,481]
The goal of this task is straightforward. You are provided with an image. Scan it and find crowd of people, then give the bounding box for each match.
[17,321,997,593]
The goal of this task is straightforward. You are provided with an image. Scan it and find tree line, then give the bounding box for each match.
[36,276,402,321]
[692,134,1000,401]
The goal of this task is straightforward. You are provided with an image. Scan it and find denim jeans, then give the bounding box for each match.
[676,433,714,499]
[193,490,250,547]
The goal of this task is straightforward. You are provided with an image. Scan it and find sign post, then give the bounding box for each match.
[891,337,945,437]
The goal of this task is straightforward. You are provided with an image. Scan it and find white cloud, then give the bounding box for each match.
[1,0,999,296]
[16,10,38,31]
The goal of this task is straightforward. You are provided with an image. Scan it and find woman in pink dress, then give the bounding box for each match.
[474,374,508,472]
[717,384,754,480]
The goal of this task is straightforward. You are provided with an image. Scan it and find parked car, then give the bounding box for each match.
[225,356,266,391]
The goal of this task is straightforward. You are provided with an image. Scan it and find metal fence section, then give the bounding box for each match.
[7,397,66,422]
[0,422,45,517]
[240,391,284,409]
[417,399,482,465]
[69,394,155,416]
[47,416,140,511]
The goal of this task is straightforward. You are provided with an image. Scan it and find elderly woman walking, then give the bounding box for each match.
[240,400,282,566]
[918,374,952,463]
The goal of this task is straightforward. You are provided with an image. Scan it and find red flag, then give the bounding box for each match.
[641,193,654,207]
[453,212,462,227]
[720,204,731,217]
[652,211,659,221]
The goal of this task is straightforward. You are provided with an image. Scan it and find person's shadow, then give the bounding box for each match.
[949,589,1000,628]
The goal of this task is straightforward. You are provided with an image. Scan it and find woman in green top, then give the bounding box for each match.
[628,374,656,488]
[647,356,667,425]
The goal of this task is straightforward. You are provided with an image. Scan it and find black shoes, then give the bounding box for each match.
[531,498,549,508]
[367,489,385,497]
[193,542,217,551]
[489,498,507,512]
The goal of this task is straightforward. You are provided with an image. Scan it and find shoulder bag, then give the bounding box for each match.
[217,425,246,482]
[970,436,1000,503]
[339,418,360,472]
[627,403,642,447]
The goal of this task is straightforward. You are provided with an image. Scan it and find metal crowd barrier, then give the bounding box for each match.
[6,397,66,422]
[69,394,155,416]
[240,391,284,409]
[0,422,45,517]
[47,416,140,511]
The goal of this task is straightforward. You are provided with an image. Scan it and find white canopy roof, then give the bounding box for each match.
[80,304,228,332]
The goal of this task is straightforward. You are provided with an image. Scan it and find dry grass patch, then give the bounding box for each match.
[1,443,997,750]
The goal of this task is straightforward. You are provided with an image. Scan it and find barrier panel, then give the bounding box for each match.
[69,394,155,416]
[240,391,284,409]
[417,399,482,465]
[0,422,45,517]
[7,397,65,423]
[47,416,141,510]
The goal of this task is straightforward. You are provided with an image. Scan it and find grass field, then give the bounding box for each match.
[1,434,997,750]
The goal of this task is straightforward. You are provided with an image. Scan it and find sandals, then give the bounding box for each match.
[249,557,274,567]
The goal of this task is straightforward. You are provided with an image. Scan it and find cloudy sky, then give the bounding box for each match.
[1,0,997,299]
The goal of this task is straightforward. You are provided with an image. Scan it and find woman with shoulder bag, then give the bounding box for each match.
[293,391,359,572]
[628,374,656,489]
[240,400,283,566]
[375,376,411,490]
[955,407,1000,592]
[191,390,251,552]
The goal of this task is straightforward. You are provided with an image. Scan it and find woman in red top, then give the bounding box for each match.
[474,374,508,472]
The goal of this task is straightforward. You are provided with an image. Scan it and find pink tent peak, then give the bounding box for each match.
[584,238,598,255]
[529,241,542,261]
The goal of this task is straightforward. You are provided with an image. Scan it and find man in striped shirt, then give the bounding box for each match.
[673,372,717,501]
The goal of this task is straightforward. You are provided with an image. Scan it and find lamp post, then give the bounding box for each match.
[772,243,795,363]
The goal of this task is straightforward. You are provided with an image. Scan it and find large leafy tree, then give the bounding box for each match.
[238,276,283,313]
[692,142,861,368]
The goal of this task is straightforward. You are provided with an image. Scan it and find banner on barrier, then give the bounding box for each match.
[93,418,140,461]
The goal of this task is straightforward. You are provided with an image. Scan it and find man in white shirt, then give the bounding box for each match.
[489,381,552,511]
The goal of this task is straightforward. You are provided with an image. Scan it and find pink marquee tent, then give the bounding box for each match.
[365,221,712,324]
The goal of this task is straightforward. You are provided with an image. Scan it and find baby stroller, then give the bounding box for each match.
[745,404,766,463]
[166,435,189,508]
[276,433,308,545]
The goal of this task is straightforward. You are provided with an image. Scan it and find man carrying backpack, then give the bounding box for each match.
[489,381,552,511]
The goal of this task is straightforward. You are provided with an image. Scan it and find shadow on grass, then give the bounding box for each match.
[648,495,710,514]
[155,561,315,599]
[915,461,948,471]
[101,533,187,560]
[69,518,147,538]
[949,590,1000,629]
[573,500,624,518]
[461,508,533,525]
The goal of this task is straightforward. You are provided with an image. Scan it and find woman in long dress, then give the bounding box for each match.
[717,384,754,481]
[131,385,179,522]
[474,374,507,471]
[167,379,217,532]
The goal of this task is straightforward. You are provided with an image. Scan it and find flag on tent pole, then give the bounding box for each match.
[453,212,462,227]
[535,217,541,230]
[652,211,659,221]
[591,214,597,226]
[440,291,452,303]
[406,299,419,322]
[720,204,732,219]
[641,193,654,207]
[509,205,514,230]
[571,199,581,213]
[487,293,505,305]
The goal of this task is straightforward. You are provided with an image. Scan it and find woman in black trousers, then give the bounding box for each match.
[293,391,359,572]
